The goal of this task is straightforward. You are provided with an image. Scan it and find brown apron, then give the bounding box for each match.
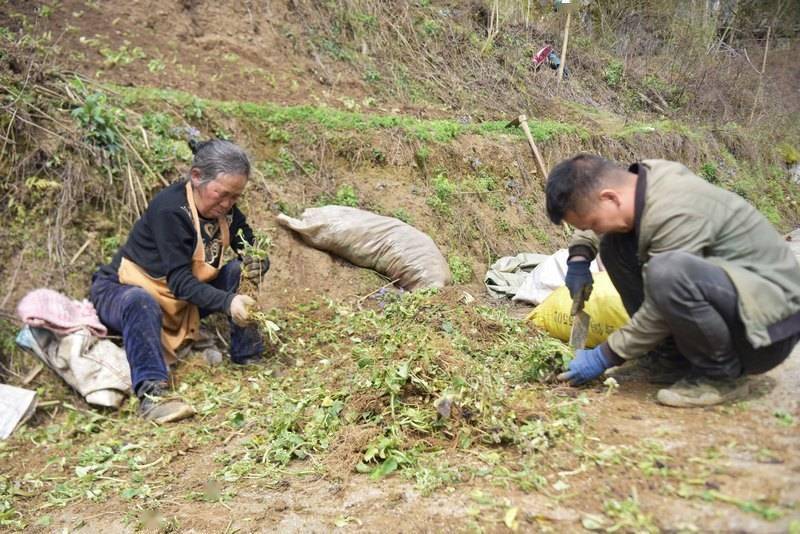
[118,181,230,364]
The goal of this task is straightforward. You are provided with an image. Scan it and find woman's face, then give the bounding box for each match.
[191,170,247,219]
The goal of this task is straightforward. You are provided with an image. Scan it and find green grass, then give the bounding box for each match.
[115,85,583,143]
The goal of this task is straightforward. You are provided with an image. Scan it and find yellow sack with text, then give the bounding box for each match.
[526,272,629,348]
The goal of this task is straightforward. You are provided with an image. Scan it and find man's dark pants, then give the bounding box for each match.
[600,233,798,379]
[90,260,264,394]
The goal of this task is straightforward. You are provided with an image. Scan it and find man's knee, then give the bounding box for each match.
[120,287,162,322]
[646,251,697,307]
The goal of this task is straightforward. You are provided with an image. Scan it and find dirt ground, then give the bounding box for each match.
[2,1,799,531]
[21,342,798,533]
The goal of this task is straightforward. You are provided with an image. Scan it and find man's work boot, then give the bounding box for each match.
[604,352,691,384]
[137,380,196,424]
[656,376,750,407]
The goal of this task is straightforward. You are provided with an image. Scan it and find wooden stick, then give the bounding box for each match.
[558,11,571,83]
[749,26,771,125]
[22,363,44,385]
[69,235,93,265]
[518,115,548,185]
[357,279,400,304]
[0,248,25,309]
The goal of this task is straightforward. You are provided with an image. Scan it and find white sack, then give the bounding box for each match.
[512,248,601,305]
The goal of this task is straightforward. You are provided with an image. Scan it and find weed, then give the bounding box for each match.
[237,227,273,298]
[334,185,359,207]
[448,255,473,284]
[71,92,124,153]
[184,98,205,121]
[602,494,658,533]
[419,18,441,37]
[427,171,455,215]
[266,127,291,143]
[147,58,165,73]
[677,484,784,520]
[370,148,386,165]
[603,60,624,88]
[0,476,23,529]
[99,44,145,68]
[258,161,280,179]
[531,228,551,247]
[773,410,795,427]
[700,162,718,182]
[100,235,121,263]
[140,112,173,136]
[471,169,497,193]
[488,195,506,211]
[363,68,381,83]
[392,208,412,224]
[778,143,800,165]
[415,145,430,169]
[519,336,571,382]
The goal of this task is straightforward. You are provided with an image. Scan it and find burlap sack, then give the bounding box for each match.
[277,206,451,290]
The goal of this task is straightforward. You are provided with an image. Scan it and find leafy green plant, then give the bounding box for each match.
[603,60,624,88]
[237,228,272,294]
[147,58,165,73]
[392,208,412,224]
[700,162,718,182]
[184,98,206,121]
[601,496,658,533]
[357,435,415,479]
[419,18,441,36]
[71,93,124,153]
[448,255,473,284]
[99,44,145,67]
[0,475,23,529]
[335,184,359,207]
[363,68,381,83]
[427,171,455,215]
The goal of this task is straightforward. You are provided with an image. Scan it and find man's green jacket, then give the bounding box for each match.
[569,159,800,360]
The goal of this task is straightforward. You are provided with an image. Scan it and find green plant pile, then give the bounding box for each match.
[223,289,576,481]
[1,290,578,527]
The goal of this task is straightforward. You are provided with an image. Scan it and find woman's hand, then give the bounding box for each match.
[230,294,255,326]
[242,255,270,285]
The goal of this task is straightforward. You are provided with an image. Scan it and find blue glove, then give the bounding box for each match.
[564,259,593,300]
[558,345,618,385]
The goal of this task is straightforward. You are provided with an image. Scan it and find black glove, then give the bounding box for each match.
[564,259,593,301]
[242,255,270,283]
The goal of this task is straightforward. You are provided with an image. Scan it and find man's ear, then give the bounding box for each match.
[599,189,621,207]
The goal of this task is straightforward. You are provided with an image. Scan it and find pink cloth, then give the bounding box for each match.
[16,288,107,337]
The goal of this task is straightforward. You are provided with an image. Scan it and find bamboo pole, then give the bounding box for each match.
[558,11,571,83]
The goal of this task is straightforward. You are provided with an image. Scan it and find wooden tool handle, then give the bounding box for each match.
[518,118,548,180]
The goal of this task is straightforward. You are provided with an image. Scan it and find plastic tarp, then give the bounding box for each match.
[277,206,451,290]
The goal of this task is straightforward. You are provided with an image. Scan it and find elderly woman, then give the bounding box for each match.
[90,139,269,423]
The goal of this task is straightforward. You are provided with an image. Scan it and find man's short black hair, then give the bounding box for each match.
[545,153,621,224]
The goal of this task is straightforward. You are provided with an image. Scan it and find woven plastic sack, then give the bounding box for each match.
[526,272,629,348]
[276,206,451,290]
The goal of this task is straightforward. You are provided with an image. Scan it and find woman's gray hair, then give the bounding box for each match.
[188,139,251,184]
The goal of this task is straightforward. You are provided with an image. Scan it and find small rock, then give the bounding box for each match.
[203,348,223,366]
